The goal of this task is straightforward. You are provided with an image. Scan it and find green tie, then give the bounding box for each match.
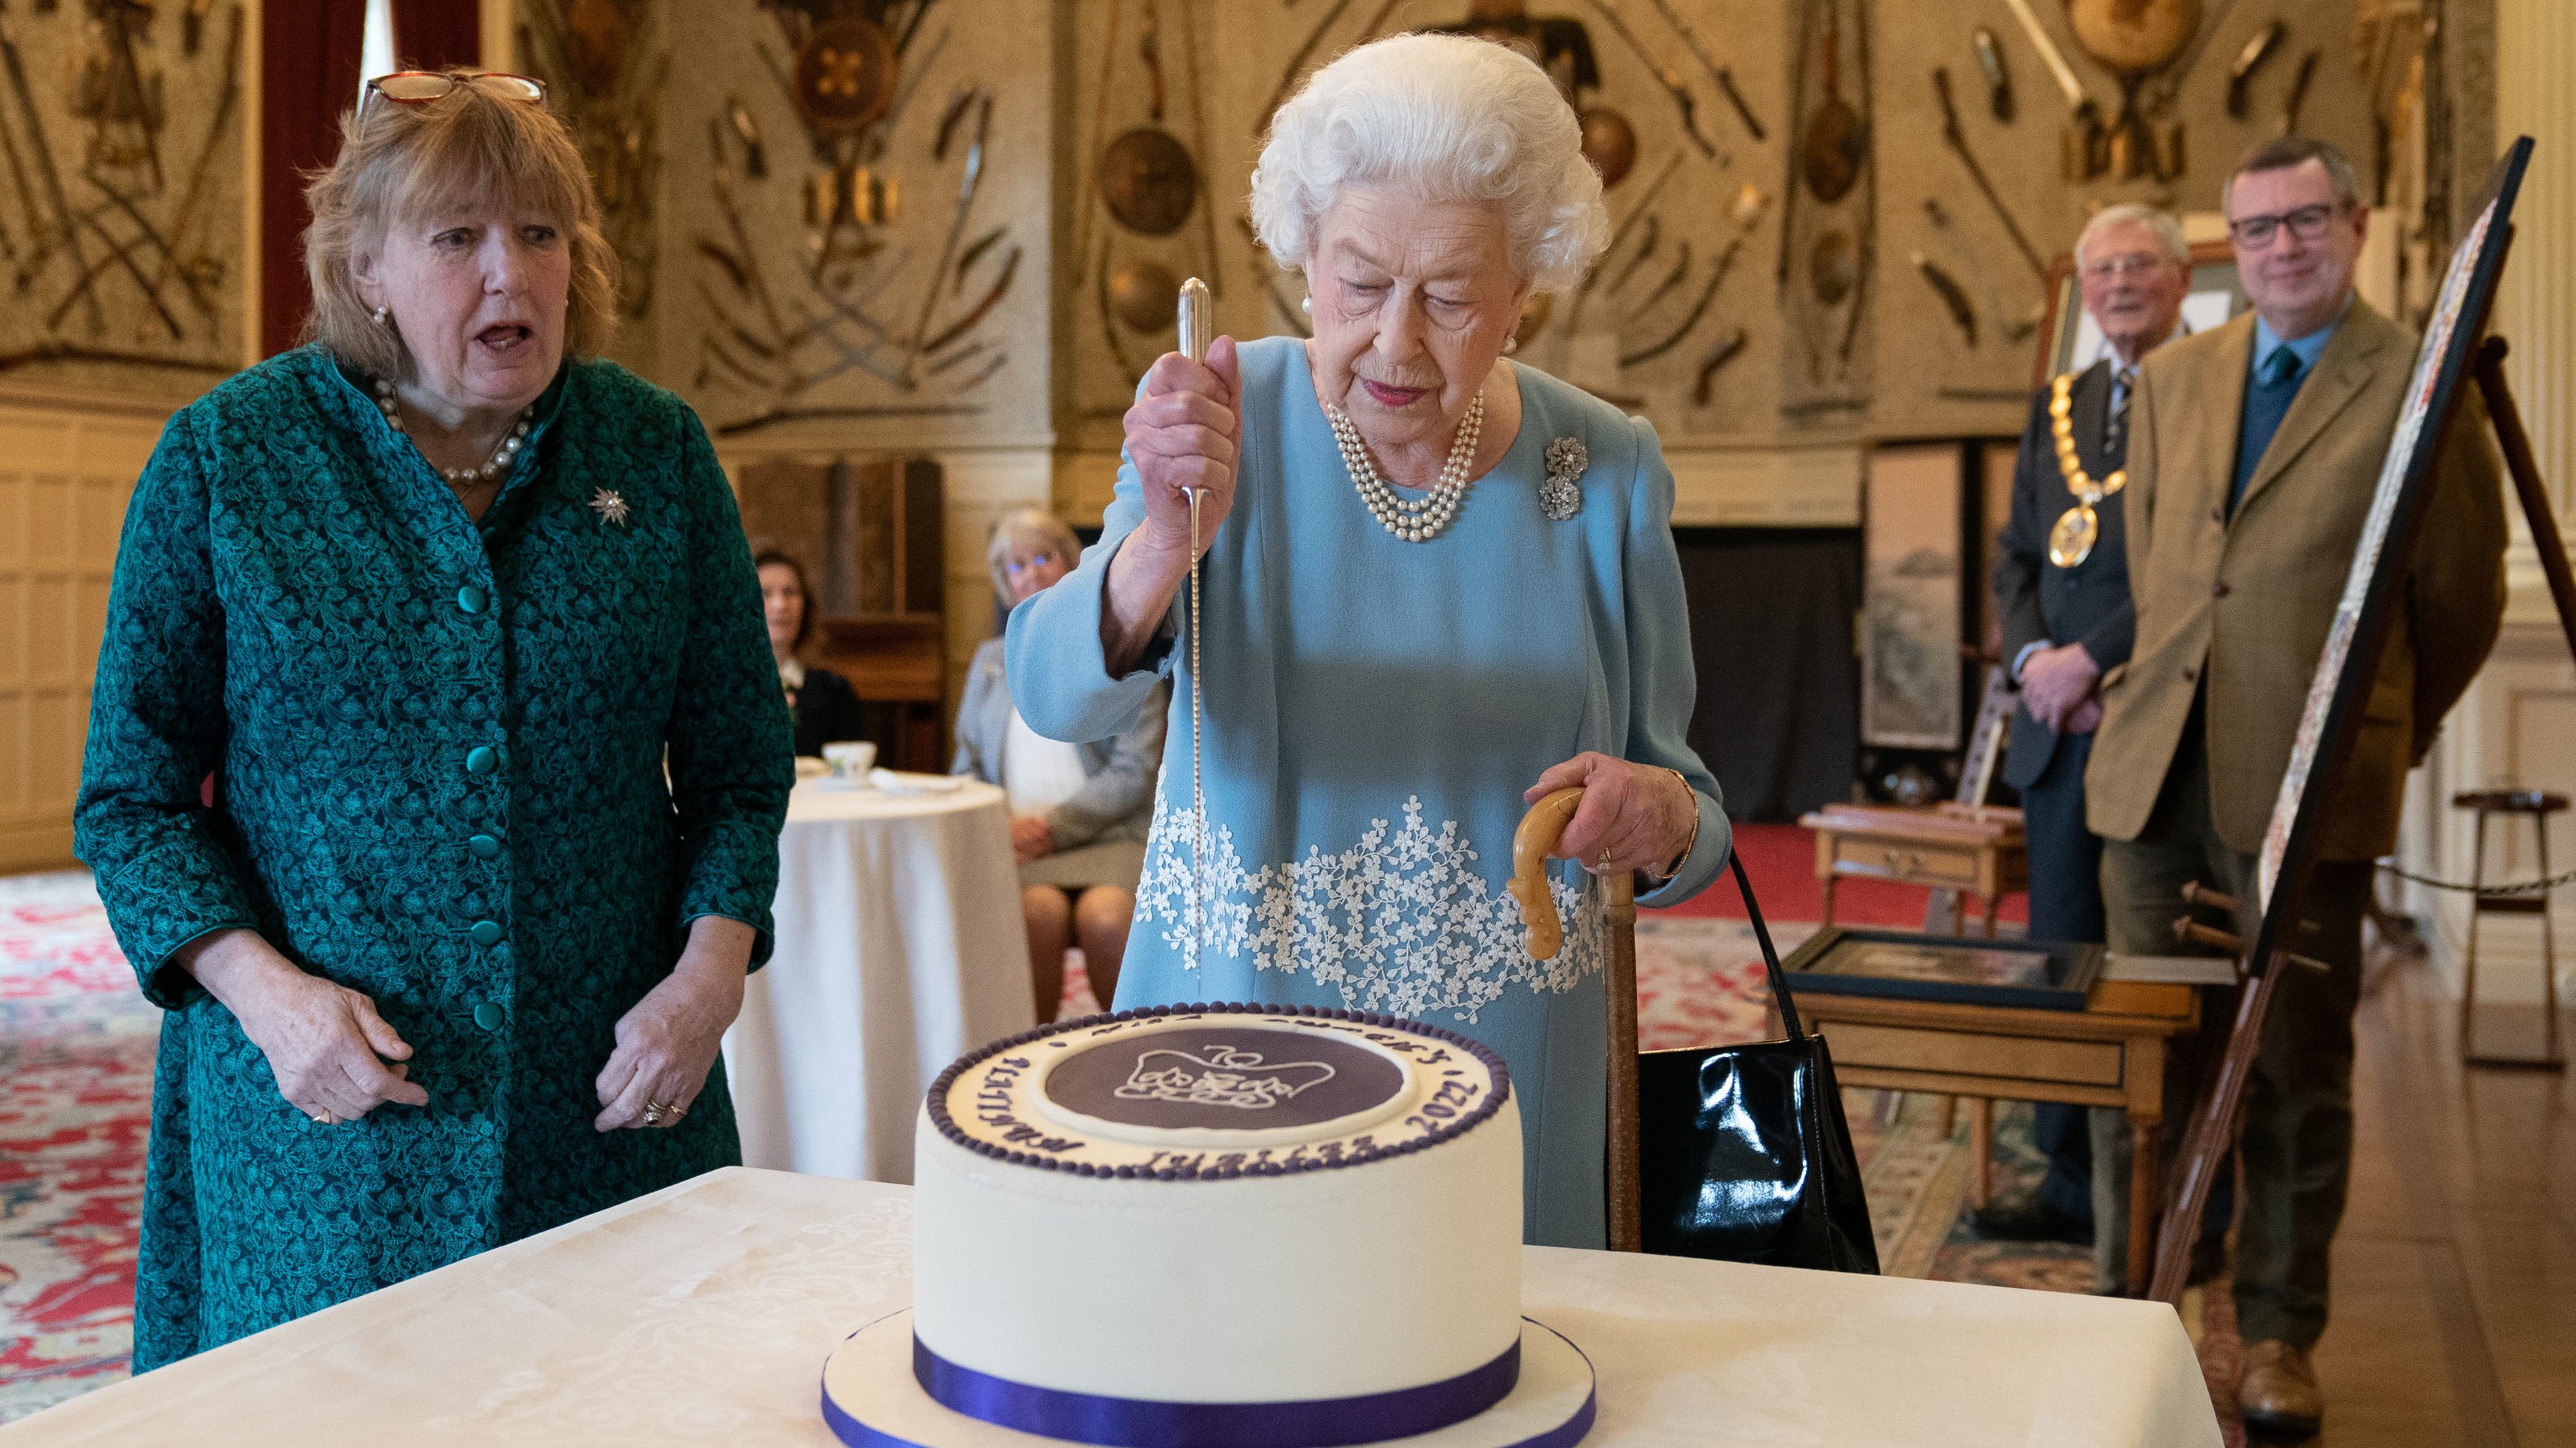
[2230,346,2309,516]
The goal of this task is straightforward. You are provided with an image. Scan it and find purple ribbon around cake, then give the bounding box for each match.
[901,1333,1520,1448]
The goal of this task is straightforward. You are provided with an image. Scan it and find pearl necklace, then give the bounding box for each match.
[373,378,532,489]
[1323,391,1484,543]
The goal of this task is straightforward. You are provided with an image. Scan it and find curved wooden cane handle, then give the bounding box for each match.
[1511,783,1644,1251]
[1511,787,1587,959]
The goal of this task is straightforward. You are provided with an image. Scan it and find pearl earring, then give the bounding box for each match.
[372,306,391,327]
[1505,334,1520,355]
[1301,295,1312,315]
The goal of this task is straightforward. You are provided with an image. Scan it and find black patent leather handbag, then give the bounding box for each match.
[1635,855,1881,1273]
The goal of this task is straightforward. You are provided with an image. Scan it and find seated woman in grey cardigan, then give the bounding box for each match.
[955,508,1166,1020]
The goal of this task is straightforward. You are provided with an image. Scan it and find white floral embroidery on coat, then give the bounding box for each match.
[1132,792,1605,1023]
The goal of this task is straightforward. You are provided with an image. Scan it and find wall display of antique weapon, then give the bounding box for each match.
[70,0,163,187]
[728,95,769,178]
[2065,0,2199,76]
[522,0,667,321]
[1638,0,1761,142]
[1998,0,2105,181]
[1618,183,1765,370]
[1807,229,1854,306]
[1097,0,1199,236]
[1914,252,1977,348]
[1624,238,1691,322]
[1581,0,1720,164]
[2279,48,2318,137]
[1077,0,1219,399]
[1602,212,1659,295]
[1798,0,1861,203]
[2137,0,2240,114]
[1932,67,2045,280]
[2063,0,2195,181]
[0,0,243,375]
[1971,27,2013,124]
[684,0,1027,434]
[1106,255,1179,334]
[1690,326,1745,407]
[2223,19,2283,119]
[1922,196,2037,345]
[1572,148,1678,332]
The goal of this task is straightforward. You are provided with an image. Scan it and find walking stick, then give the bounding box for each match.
[1511,787,1642,1252]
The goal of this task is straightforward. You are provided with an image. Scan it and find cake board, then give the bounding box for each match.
[820,1310,1597,1448]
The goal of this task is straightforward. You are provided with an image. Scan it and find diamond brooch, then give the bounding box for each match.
[1539,436,1586,521]
[589,488,629,527]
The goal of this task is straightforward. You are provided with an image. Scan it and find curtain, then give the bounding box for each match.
[1673,528,1862,823]
[260,0,368,357]
[393,0,483,72]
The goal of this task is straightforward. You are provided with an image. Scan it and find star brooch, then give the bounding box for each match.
[588,488,629,527]
[1539,436,1586,521]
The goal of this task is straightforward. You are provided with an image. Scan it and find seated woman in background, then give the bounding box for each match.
[757,550,868,760]
[954,509,1165,1020]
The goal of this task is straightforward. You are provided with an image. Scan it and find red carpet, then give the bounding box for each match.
[1651,821,2030,929]
[0,873,155,1422]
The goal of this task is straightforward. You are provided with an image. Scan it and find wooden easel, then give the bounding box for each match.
[2146,333,2576,1306]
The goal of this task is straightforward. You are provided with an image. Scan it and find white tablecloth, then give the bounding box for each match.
[723,778,1035,1184]
[3,1169,2221,1447]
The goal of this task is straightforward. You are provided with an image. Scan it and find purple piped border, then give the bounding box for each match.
[925,1002,1514,1181]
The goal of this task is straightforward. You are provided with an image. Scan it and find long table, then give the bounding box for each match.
[1,1169,2222,1447]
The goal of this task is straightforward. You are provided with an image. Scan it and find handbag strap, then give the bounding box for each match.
[1730,851,1806,1041]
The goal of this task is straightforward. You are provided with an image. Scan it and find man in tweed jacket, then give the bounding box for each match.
[2084,136,2506,1437]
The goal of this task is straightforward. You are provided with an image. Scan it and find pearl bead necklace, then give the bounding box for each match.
[373,378,532,488]
[1322,391,1485,543]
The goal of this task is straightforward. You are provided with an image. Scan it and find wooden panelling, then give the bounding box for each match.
[0,403,160,873]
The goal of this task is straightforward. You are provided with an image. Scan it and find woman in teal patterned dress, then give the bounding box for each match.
[72,74,792,1368]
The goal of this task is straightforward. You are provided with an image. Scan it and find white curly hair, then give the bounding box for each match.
[1248,32,1610,292]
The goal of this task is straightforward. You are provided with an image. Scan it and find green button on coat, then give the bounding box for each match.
[469,919,503,947]
[468,833,501,859]
[473,1001,505,1031]
[457,584,489,615]
[465,745,497,775]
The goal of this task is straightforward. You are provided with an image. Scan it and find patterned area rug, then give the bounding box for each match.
[3,872,2237,1438]
[0,872,157,1422]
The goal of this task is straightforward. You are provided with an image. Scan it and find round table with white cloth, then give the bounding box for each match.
[722,775,1037,1184]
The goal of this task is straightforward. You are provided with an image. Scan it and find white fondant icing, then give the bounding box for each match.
[912,1012,1525,1408]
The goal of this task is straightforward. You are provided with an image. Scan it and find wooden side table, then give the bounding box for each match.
[1798,803,2030,937]
[1786,976,2200,1295]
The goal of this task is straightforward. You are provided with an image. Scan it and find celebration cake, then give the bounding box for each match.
[819,1003,1597,1448]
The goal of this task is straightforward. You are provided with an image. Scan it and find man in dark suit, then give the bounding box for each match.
[1972,203,2190,1246]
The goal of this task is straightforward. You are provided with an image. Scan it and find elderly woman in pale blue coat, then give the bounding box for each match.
[1007,34,1728,1249]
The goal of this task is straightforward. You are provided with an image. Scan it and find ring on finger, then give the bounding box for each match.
[311,1109,336,1126]
[642,1101,665,1127]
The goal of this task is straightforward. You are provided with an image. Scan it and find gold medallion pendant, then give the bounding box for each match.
[2046,371,2123,569]
[2049,502,2100,567]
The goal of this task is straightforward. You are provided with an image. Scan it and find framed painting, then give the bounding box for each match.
[1860,443,1965,750]
[1782,927,2107,1012]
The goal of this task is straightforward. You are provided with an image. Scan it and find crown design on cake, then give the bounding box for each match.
[1113,1045,1337,1110]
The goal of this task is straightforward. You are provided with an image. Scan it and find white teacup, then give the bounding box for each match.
[822,741,877,779]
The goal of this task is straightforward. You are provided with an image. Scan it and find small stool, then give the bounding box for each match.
[2452,790,2567,1070]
